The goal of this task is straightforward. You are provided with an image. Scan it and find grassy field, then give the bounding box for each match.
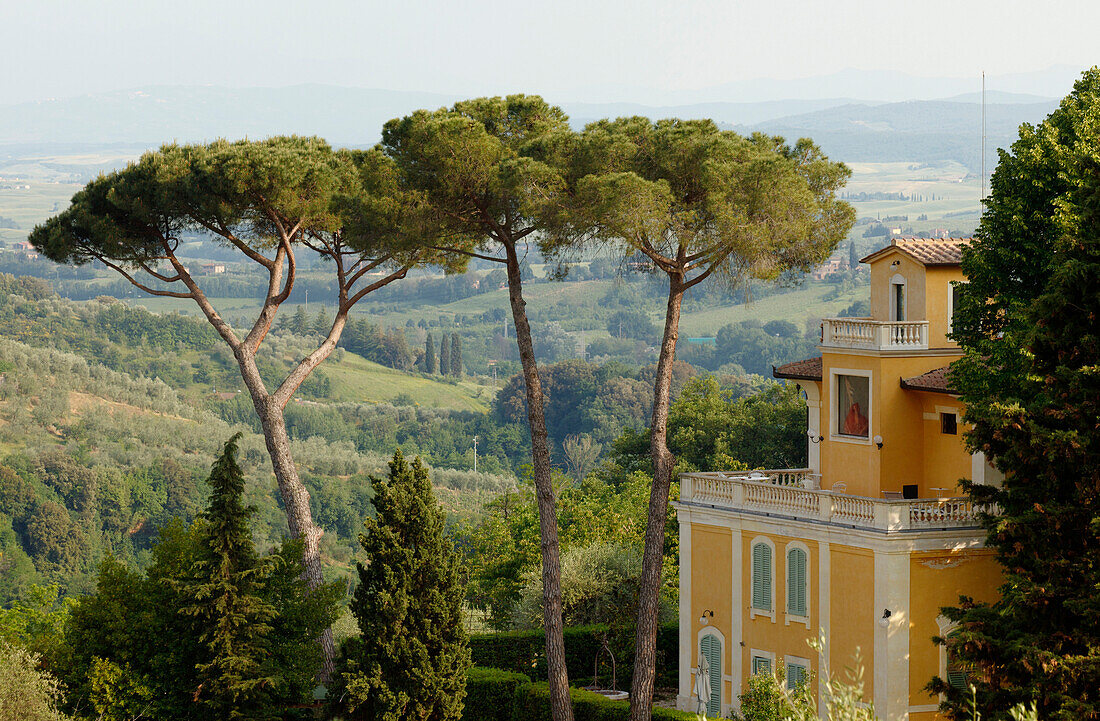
[321,353,493,412]
[679,283,866,336]
[0,181,80,245]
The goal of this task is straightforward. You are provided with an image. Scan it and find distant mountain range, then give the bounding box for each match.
[0,70,1072,171]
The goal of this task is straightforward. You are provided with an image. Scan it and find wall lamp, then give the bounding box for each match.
[807,429,824,444]
[699,609,714,626]
[878,608,892,628]
[873,434,884,449]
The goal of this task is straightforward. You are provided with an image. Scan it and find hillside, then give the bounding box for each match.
[0,333,513,601]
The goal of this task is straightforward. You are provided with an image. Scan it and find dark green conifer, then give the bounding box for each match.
[331,450,470,721]
[291,305,310,336]
[314,306,331,337]
[449,334,462,377]
[425,331,437,374]
[935,69,1100,719]
[182,433,277,720]
[439,333,451,377]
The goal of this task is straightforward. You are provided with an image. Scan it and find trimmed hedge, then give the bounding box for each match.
[461,669,696,721]
[469,624,678,691]
[464,667,532,721]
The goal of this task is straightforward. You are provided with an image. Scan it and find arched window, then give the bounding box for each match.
[786,547,808,618]
[751,541,773,612]
[699,633,722,716]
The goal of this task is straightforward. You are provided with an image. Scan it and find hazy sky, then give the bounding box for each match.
[4,0,1098,104]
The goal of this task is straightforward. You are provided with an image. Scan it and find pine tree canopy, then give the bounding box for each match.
[936,67,1100,721]
[331,449,470,721]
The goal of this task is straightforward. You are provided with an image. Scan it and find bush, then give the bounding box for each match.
[468,624,678,692]
[511,681,696,721]
[0,642,70,721]
[462,667,530,721]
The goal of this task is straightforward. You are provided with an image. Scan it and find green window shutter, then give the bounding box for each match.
[752,655,771,675]
[786,662,807,690]
[752,543,772,611]
[947,667,968,690]
[700,634,722,715]
[787,548,807,616]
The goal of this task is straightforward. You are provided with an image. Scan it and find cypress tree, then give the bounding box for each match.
[291,305,310,336]
[439,333,451,377]
[182,432,277,720]
[331,450,470,720]
[450,334,462,377]
[425,331,437,374]
[936,70,1100,719]
[314,306,331,337]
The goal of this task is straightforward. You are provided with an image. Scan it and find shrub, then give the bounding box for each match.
[462,667,530,721]
[468,624,678,691]
[511,681,696,721]
[0,642,70,721]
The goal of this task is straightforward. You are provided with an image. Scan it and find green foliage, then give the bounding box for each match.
[937,67,1100,721]
[460,468,675,631]
[450,333,463,377]
[60,438,341,720]
[462,667,530,721]
[509,680,696,721]
[0,584,72,661]
[0,642,71,721]
[512,542,644,629]
[605,309,658,343]
[667,377,807,472]
[331,450,470,721]
[467,624,679,692]
[425,331,438,374]
[179,433,279,719]
[494,360,652,452]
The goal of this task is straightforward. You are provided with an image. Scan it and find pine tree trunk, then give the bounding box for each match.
[237,349,336,681]
[503,241,574,721]
[630,275,684,721]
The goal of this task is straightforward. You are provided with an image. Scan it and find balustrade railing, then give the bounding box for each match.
[820,318,929,350]
[680,471,993,532]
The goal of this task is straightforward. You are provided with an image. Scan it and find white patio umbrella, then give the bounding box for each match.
[694,651,711,716]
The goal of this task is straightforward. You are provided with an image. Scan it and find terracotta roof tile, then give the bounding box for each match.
[860,237,972,266]
[773,356,822,381]
[900,365,957,394]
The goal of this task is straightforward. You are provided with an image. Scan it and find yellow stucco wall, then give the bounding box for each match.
[691,524,734,706]
[908,550,1002,707]
[916,391,971,495]
[820,352,964,497]
[829,545,875,701]
[870,251,927,323]
[924,266,966,348]
[739,531,821,684]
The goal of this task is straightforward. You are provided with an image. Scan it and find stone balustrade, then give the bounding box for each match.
[680,471,997,532]
[820,318,929,350]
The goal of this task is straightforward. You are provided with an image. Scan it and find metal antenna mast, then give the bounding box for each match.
[981,71,986,207]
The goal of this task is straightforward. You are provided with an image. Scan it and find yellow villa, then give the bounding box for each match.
[675,238,1003,720]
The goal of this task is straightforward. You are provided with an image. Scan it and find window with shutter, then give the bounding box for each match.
[786,662,808,690]
[787,547,808,617]
[699,634,722,716]
[752,655,772,676]
[751,542,772,611]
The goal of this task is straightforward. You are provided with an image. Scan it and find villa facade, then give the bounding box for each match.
[675,238,1003,720]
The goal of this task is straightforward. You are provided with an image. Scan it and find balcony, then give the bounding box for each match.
[679,471,997,533]
[821,318,928,351]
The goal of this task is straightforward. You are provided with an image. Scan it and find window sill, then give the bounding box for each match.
[785,613,810,629]
[829,434,872,446]
[749,608,775,623]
